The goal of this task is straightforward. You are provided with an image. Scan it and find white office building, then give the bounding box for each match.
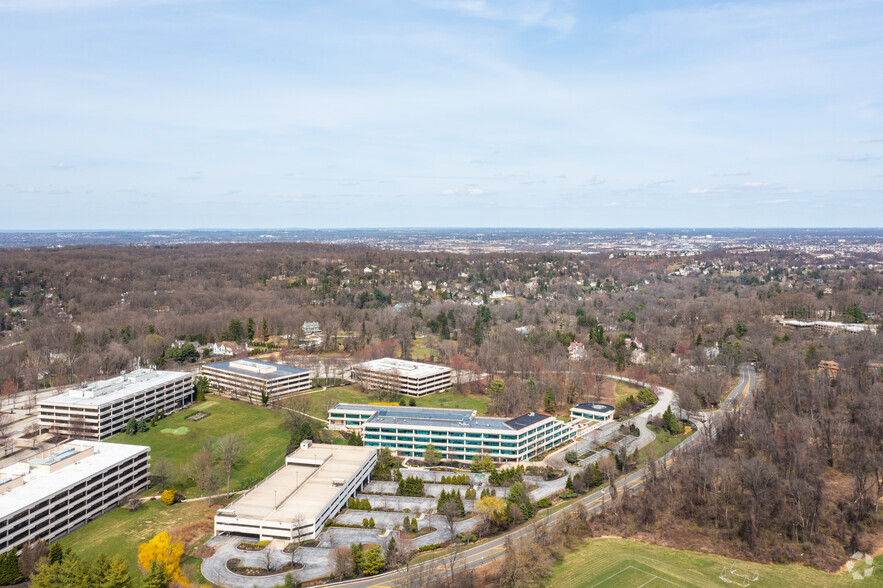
[214,442,376,541]
[570,402,615,422]
[0,441,150,553]
[351,358,451,397]
[328,404,576,463]
[201,359,311,402]
[39,369,194,440]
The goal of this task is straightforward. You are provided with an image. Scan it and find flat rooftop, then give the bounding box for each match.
[0,441,149,520]
[353,358,451,378]
[223,444,376,523]
[332,403,552,432]
[203,359,309,380]
[574,402,615,413]
[39,369,190,408]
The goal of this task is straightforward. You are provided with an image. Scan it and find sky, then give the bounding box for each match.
[1,0,882,230]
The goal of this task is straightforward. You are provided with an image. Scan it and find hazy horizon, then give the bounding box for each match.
[2,1,882,229]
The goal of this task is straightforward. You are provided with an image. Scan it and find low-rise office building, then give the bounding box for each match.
[351,358,451,397]
[39,369,194,440]
[201,359,310,401]
[570,402,615,422]
[328,404,575,463]
[0,441,150,553]
[214,442,376,541]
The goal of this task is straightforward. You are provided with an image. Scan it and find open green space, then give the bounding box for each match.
[546,537,870,587]
[300,384,377,419]
[614,380,642,402]
[106,395,289,497]
[296,384,490,418]
[412,389,488,415]
[640,424,695,460]
[58,499,220,587]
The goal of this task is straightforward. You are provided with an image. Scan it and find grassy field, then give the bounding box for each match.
[546,537,876,587]
[640,424,695,460]
[412,389,488,414]
[294,384,489,418]
[106,395,289,497]
[58,499,220,587]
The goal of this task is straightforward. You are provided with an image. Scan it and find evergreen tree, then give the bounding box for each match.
[565,475,574,492]
[246,317,255,340]
[261,317,270,341]
[125,416,137,436]
[385,535,398,568]
[350,543,364,575]
[361,545,385,575]
[49,543,64,564]
[0,550,23,585]
[142,561,170,588]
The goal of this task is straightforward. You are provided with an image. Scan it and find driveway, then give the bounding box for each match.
[201,535,334,588]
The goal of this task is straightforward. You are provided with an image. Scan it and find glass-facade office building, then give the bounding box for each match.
[328,404,575,463]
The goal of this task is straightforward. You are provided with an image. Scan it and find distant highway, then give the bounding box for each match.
[323,364,757,588]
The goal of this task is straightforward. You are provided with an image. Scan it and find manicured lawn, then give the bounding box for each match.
[640,424,695,460]
[58,499,221,587]
[106,395,289,497]
[546,537,867,587]
[295,385,490,418]
[412,390,489,415]
[300,385,376,419]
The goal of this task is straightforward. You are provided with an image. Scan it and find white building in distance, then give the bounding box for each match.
[214,442,376,542]
[39,369,194,440]
[201,359,311,401]
[351,358,451,397]
[0,441,150,553]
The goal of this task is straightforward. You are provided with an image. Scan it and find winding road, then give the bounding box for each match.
[327,364,757,588]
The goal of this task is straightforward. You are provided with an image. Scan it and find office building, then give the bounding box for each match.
[351,358,451,397]
[328,404,575,463]
[39,369,193,440]
[570,402,615,422]
[201,359,310,401]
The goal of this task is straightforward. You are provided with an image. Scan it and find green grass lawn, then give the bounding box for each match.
[299,385,377,419]
[614,380,642,403]
[546,537,874,587]
[58,499,220,587]
[412,389,489,415]
[639,424,695,460]
[106,395,289,497]
[295,385,489,418]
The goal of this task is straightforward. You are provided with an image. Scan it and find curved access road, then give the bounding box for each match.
[322,364,757,588]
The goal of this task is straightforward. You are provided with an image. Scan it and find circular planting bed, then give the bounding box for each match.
[226,558,303,577]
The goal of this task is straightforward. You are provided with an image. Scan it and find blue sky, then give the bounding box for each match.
[1,0,882,229]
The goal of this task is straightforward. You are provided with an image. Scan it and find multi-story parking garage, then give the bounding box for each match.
[0,441,150,553]
[201,359,310,401]
[39,369,194,440]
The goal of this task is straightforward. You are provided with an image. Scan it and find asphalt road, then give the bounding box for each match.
[329,364,757,588]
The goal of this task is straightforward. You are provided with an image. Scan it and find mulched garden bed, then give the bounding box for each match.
[226,558,303,577]
[236,540,270,552]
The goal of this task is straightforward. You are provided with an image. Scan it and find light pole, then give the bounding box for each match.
[274,490,277,510]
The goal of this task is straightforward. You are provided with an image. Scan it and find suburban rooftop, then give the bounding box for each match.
[221,443,376,523]
[40,369,190,407]
[332,403,556,432]
[0,441,149,520]
[353,357,451,377]
[204,359,309,380]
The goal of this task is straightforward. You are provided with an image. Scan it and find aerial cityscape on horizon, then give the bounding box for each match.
[1,1,881,587]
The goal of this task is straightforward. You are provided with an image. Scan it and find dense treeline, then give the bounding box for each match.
[590,348,883,571]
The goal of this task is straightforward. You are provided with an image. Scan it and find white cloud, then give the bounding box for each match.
[466,187,486,195]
